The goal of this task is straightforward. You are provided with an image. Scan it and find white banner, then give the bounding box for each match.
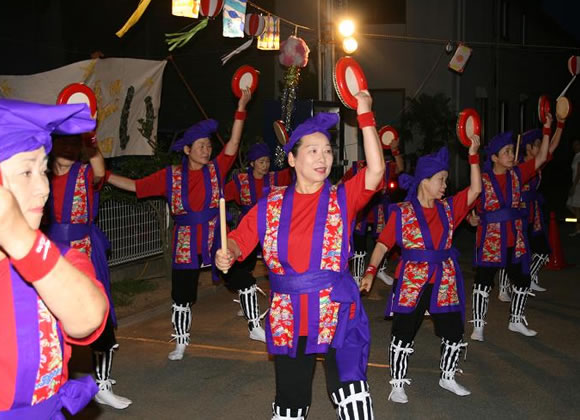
[0,58,167,158]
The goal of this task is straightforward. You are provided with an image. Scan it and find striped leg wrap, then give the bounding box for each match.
[389,337,414,388]
[239,285,261,330]
[171,303,191,345]
[271,403,309,420]
[509,286,530,323]
[498,269,510,296]
[93,344,119,391]
[530,253,549,284]
[378,256,388,275]
[471,284,491,328]
[440,339,468,380]
[350,251,367,287]
[331,381,374,420]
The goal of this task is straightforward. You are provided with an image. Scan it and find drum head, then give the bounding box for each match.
[456,108,481,147]
[56,83,97,119]
[556,96,572,120]
[232,65,259,98]
[273,120,289,145]
[378,125,399,149]
[333,57,368,109]
[538,95,551,124]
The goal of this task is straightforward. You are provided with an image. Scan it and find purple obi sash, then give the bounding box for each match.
[173,208,219,226]
[0,376,97,420]
[480,208,521,223]
[401,247,459,264]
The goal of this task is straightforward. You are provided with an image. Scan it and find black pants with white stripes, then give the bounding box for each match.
[391,284,464,344]
[474,247,531,290]
[274,336,354,410]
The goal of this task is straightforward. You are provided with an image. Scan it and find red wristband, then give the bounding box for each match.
[365,264,378,278]
[391,148,401,157]
[11,231,61,283]
[357,112,376,129]
[468,154,480,165]
[542,127,551,136]
[235,110,247,121]
[557,121,565,129]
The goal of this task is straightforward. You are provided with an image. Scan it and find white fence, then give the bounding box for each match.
[97,199,170,267]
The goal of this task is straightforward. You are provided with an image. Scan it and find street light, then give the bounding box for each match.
[342,37,358,54]
[338,19,355,37]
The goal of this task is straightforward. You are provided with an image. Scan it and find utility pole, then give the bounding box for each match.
[318,0,335,101]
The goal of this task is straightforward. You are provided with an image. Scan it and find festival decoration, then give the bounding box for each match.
[223,0,247,38]
[257,15,280,50]
[200,0,225,17]
[448,43,472,74]
[172,0,200,18]
[221,13,265,65]
[116,0,153,38]
[278,36,310,132]
[166,0,224,51]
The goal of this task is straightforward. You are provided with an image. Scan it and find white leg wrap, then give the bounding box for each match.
[389,337,414,384]
[509,286,530,323]
[470,284,491,328]
[271,403,309,420]
[239,285,262,329]
[171,303,191,345]
[440,339,468,380]
[350,251,367,287]
[331,381,374,420]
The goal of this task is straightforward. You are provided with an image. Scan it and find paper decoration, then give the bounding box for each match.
[244,13,265,37]
[257,15,280,51]
[568,56,580,76]
[279,36,310,68]
[200,0,224,18]
[116,0,153,38]
[223,0,247,38]
[172,0,200,18]
[448,44,472,74]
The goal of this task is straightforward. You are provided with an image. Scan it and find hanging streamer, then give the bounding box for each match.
[116,0,153,38]
[165,18,209,51]
[257,15,280,51]
[223,0,247,38]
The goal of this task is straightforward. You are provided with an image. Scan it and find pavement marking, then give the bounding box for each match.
[117,335,391,368]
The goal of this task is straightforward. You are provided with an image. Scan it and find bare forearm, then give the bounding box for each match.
[225,118,244,156]
[467,161,482,205]
[394,153,404,174]
[362,125,386,190]
[548,127,563,156]
[89,149,106,181]
[227,238,242,260]
[108,173,136,192]
[368,242,388,268]
[535,133,550,170]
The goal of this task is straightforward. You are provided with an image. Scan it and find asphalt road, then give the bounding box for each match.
[70,224,580,420]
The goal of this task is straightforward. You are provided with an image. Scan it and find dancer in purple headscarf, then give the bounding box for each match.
[216,91,384,419]
[223,143,293,343]
[360,135,482,404]
[108,89,252,361]
[0,99,108,419]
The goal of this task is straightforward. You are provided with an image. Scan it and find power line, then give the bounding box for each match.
[247,1,314,32]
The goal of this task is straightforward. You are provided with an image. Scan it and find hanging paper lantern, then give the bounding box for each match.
[200,0,224,18]
[172,0,200,18]
[244,13,265,37]
[257,15,280,51]
[279,36,310,68]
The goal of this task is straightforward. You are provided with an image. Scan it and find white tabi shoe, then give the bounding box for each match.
[508,321,537,337]
[530,281,547,292]
[95,381,132,409]
[249,325,266,343]
[470,326,484,342]
[439,378,471,396]
[388,386,408,404]
[376,270,394,286]
[498,289,511,302]
[168,343,187,361]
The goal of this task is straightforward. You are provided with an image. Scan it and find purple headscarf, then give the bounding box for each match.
[519,128,541,162]
[399,146,449,200]
[247,143,270,162]
[484,131,513,171]
[283,112,339,155]
[0,98,95,163]
[170,119,218,152]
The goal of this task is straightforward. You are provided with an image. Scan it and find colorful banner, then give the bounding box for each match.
[257,15,280,50]
[0,58,166,158]
[172,0,200,19]
[223,0,247,38]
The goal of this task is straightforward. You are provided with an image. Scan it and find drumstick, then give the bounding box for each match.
[219,197,228,274]
[514,134,522,163]
[558,75,576,98]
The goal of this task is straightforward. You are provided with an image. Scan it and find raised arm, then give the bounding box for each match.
[535,113,553,170]
[0,188,107,338]
[108,173,136,193]
[467,134,482,206]
[390,137,404,174]
[359,242,389,292]
[225,88,252,156]
[84,133,106,185]
[356,91,385,191]
[548,116,565,156]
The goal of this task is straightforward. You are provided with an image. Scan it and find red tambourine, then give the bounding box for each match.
[231,65,259,98]
[556,96,572,121]
[273,120,289,145]
[378,125,399,150]
[333,57,368,110]
[538,95,551,124]
[56,83,98,120]
[456,108,481,147]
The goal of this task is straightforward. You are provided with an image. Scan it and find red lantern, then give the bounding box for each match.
[200,0,224,18]
[244,13,265,37]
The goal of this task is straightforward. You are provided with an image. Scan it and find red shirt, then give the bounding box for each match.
[135,149,236,252]
[476,158,536,247]
[224,168,293,205]
[378,188,472,283]
[50,166,105,223]
[230,169,383,336]
[0,248,107,410]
